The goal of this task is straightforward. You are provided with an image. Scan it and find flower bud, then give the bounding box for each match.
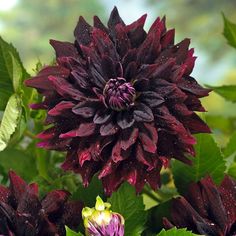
[82,196,124,236]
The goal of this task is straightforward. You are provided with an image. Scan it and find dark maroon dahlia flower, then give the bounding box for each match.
[163,176,236,236]
[0,171,83,236]
[25,7,210,195]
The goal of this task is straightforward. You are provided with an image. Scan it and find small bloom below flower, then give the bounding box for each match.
[82,196,124,236]
[163,175,236,236]
[0,171,83,236]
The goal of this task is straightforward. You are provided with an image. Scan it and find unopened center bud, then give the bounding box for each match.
[103,77,136,111]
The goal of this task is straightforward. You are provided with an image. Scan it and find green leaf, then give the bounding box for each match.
[205,115,236,134]
[72,175,104,207]
[66,227,84,236]
[0,36,29,110]
[157,227,201,236]
[224,131,236,157]
[172,134,226,194]
[10,52,23,93]
[0,94,22,151]
[228,162,236,179]
[0,148,37,182]
[222,13,236,48]
[108,183,147,236]
[206,85,236,103]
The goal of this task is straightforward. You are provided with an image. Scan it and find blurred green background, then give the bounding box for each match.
[1,0,236,146]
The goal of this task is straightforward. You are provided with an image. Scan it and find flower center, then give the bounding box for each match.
[103,77,136,111]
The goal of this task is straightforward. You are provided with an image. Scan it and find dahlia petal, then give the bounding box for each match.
[124,61,137,81]
[178,76,211,97]
[173,103,193,116]
[72,101,96,118]
[117,111,135,129]
[50,39,78,58]
[219,176,236,224]
[71,70,90,89]
[149,16,166,35]
[163,217,175,229]
[170,64,187,83]
[161,29,175,49]
[171,197,210,232]
[9,171,27,205]
[186,181,210,219]
[0,201,15,226]
[74,16,92,46]
[133,103,154,122]
[93,16,108,33]
[137,63,159,80]
[48,101,74,116]
[60,123,96,138]
[25,66,70,90]
[166,85,187,102]
[200,177,228,231]
[143,123,158,143]
[88,60,107,89]
[80,161,100,187]
[183,114,211,134]
[139,131,157,153]
[92,28,118,60]
[174,38,191,62]
[155,107,196,145]
[37,138,71,151]
[126,168,138,186]
[99,159,117,179]
[159,156,170,168]
[120,128,139,150]
[78,149,91,167]
[62,201,84,231]
[122,48,137,69]
[139,91,164,108]
[146,168,161,190]
[17,186,41,216]
[101,55,116,80]
[101,170,123,196]
[185,95,206,112]
[137,30,161,64]
[152,58,176,78]
[126,15,147,48]
[114,23,131,57]
[116,62,124,77]
[133,78,149,92]
[111,141,123,163]
[0,186,10,203]
[108,7,125,30]
[48,76,86,100]
[42,190,70,215]
[184,48,197,75]
[100,121,119,136]
[29,102,47,110]
[93,109,112,124]
[126,14,147,33]
[134,168,146,193]
[136,143,153,168]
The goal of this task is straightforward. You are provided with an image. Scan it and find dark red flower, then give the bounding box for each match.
[25,7,210,195]
[0,171,83,236]
[163,176,236,236]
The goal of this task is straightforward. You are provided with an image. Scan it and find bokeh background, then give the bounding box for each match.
[0,0,236,143]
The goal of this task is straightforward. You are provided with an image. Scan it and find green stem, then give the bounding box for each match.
[142,188,161,203]
[24,130,37,139]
